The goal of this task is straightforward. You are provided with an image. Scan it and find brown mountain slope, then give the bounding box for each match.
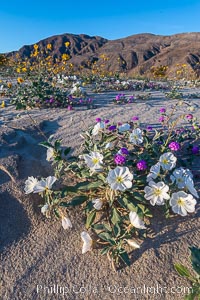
[5,32,200,77]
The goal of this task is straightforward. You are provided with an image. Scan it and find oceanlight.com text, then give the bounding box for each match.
[36,283,193,296]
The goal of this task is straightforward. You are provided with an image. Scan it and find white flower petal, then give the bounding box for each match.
[62,217,72,229]
[46,176,57,189]
[126,239,140,248]
[81,231,92,254]
[129,211,146,229]
[46,148,54,161]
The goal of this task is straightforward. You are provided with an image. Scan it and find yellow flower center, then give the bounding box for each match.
[92,158,99,164]
[177,178,183,183]
[162,158,168,164]
[154,188,162,196]
[177,198,184,206]
[116,176,123,183]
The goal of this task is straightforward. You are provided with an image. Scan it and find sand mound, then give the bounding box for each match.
[1,90,200,300]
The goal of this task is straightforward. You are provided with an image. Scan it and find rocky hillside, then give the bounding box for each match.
[5,32,200,77]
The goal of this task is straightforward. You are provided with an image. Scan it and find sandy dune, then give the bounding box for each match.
[0,89,200,300]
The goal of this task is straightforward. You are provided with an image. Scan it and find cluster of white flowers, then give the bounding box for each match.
[145,152,198,216]
[129,128,143,145]
[25,175,74,230]
[24,176,57,194]
[70,82,86,95]
[106,166,133,191]
[92,122,105,135]
[83,151,104,172]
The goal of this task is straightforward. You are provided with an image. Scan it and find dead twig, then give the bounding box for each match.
[0,165,16,182]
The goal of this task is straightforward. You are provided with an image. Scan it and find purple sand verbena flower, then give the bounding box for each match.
[186,114,193,120]
[132,116,139,121]
[120,147,129,155]
[168,141,180,151]
[104,119,110,124]
[146,126,153,131]
[114,154,126,165]
[108,125,117,131]
[115,95,121,101]
[159,108,166,113]
[192,146,199,154]
[136,160,147,170]
[67,105,73,111]
[159,116,165,122]
[49,98,55,104]
[96,118,102,122]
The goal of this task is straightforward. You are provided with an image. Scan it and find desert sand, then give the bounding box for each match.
[0,88,200,300]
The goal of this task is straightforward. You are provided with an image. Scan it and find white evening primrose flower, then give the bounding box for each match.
[144,181,170,205]
[24,176,39,194]
[125,239,140,248]
[129,211,146,229]
[92,198,103,210]
[159,152,177,171]
[147,163,161,182]
[170,167,193,189]
[118,123,131,133]
[129,128,143,145]
[46,147,54,161]
[106,166,133,191]
[169,191,197,216]
[62,216,72,229]
[92,122,105,135]
[41,204,49,215]
[83,151,103,172]
[33,176,57,193]
[185,176,199,198]
[81,231,93,254]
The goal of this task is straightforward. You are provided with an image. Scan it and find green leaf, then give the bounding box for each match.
[98,232,115,244]
[132,191,145,202]
[39,141,53,149]
[54,140,61,148]
[77,181,103,190]
[117,197,128,209]
[97,174,106,183]
[153,129,161,141]
[119,251,131,266]
[54,209,60,218]
[80,169,90,178]
[92,224,105,231]
[174,263,191,278]
[103,223,112,232]
[127,203,137,212]
[60,195,88,207]
[137,204,146,213]
[64,147,71,156]
[113,223,121,237]
[100,246,111,255]
[104,135,117,143]
[86,210,96,229]
[62,181,102,196]
[111,208,121,225]
[190,246,200,275]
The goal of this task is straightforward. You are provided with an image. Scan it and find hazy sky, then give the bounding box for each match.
[1,0,200,52]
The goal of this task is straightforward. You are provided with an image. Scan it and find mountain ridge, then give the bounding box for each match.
[4,32,200,77]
